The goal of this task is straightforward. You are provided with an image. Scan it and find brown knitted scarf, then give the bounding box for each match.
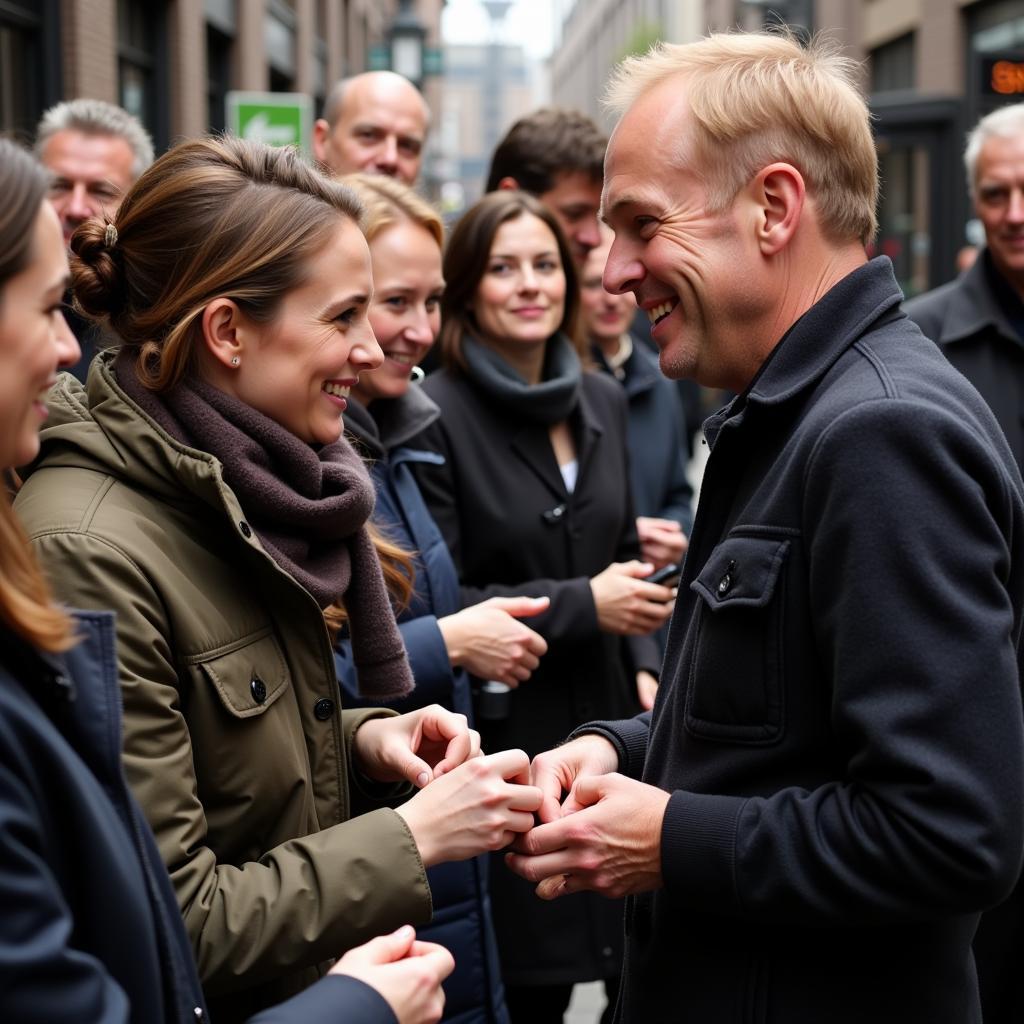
[115,351,413,699]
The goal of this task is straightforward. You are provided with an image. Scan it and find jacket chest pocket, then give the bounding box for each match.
[186,631,308,831]
[685,536,790,744]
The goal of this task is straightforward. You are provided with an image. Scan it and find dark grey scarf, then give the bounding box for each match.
[115,351,412,699]
[461,332,582,425]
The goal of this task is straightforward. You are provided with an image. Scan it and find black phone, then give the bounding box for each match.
[645,563,681,587]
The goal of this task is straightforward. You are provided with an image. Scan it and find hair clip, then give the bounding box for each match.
[104,223,118,248]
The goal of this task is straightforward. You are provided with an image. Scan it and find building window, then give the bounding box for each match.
[871,33,916,94]
[207,23,233,132]
[0,0,60,138]
[118,0,168,148]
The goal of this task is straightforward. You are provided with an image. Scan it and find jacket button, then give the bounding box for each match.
[239,521,252,538]
[250,676,267,703]
[314,697,335,721]
[717,559,736,596]
[194,1009,204,1020]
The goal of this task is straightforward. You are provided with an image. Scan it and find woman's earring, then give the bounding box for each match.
[409,365,425,383]
[230,356,240,367]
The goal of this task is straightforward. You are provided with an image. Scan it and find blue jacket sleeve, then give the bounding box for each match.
[247,974,398,1024]
[0,757,132,1024]
[338,616,454,707]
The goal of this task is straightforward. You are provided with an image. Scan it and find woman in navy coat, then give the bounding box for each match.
[335,175,551,1024]
[0,138,452,1024]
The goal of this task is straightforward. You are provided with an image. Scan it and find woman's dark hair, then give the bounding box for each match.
[439,190,582,371]
[70,134,365,391]
[0,138,75,652]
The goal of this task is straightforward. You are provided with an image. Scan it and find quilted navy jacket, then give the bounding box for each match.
[337,388,509,1024]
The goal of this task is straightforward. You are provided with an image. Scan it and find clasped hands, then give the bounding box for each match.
[353,710,668,898]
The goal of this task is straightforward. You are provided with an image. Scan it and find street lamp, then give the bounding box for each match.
[389,0,427,86]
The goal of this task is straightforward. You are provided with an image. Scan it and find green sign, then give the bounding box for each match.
[368,45,390,71]
[226,91,312,153]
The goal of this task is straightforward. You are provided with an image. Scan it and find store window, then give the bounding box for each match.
[871,34,915,94]
[0,0,60,138]
[118,0,168,149]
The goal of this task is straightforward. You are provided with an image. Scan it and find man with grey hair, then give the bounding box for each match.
[36,98,153,246]
[904,101,1024,1024]
[507,32,1024,1024]
[312,71,429,186]
[906,103,1024,466]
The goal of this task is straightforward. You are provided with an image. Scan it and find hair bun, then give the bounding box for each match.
[70,219,125,320]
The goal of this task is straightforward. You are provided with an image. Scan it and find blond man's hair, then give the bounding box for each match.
[605,31,877,245]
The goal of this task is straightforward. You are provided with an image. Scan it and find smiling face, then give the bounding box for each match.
[0,201,80,468]
[355,220,444,405]
[227,218,383,445]
[974,132,1024,294]
[601,78,764,390]
[580,229,637,353]
[40,129,136,245]
[471,212,566,357]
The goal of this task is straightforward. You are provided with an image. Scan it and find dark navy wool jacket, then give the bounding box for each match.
[0,612,398,1024]
[583,258,1024,1023]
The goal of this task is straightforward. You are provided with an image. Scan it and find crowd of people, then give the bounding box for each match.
[2,26,1024,1024]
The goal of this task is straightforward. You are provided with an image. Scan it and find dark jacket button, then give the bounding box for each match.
[239,521,252,538]
[717,573,732,595]
[250,676,267,703]
[314,698,335,720]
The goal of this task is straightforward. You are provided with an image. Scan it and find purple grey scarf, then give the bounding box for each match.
[116,351,413,699]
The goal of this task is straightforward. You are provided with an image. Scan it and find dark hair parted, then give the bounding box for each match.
[485,107,606,194]
[439,190,582,372]
[70,135,364,391]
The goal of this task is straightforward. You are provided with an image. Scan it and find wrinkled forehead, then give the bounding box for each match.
[41,129,135,186]
[340,92,427,138]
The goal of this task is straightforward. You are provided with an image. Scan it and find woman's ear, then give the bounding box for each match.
[200,298,246,370]
[750,162,805,257]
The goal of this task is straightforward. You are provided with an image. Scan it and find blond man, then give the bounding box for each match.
[507,32,1024,1023]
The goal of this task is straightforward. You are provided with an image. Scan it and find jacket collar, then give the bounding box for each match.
[936,249,1023,349]
[593,337,661,399]
[344,384,441,461]
[704,257,903,446]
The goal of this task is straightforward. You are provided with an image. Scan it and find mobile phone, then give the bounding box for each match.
[645,563,681,587]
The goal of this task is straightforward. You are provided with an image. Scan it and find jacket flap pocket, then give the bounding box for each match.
[691,536,790,611]
[197,631,288,718]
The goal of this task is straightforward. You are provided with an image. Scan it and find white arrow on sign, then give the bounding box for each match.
[242,112,296,146]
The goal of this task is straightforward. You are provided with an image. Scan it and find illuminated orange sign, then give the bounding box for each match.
[991,60,1024,95]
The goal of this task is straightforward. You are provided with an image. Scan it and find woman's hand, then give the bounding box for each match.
[395,749,542,867]
[353,706,481,789]
[636,516,688,568]
[438,596,549,685]
[329,926,454,1024]
[590,560,674,635]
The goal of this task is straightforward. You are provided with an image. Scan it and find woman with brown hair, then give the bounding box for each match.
[410,190,673,1021]
[14,136,541,1024]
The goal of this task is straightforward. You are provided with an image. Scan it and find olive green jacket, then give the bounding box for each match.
[15,356,432,1022]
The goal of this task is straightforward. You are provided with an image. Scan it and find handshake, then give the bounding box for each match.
[356,706,670,902]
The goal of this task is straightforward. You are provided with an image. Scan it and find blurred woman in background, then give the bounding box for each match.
[337,172,553,1024]
[410,190,673,1022]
